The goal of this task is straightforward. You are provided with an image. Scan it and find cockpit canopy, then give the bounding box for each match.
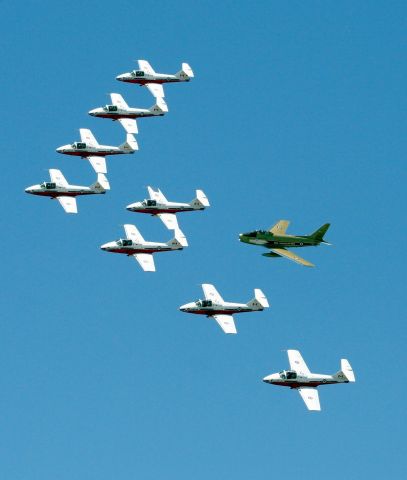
[279,370,297,380]
[116,239,133,247]
[72,142,86,149]
[146,199,157,207]
[105,105,118,112]
[242,231,258,238]
[41,182,56,189]
[132,70,145,77]
[195,299,213,307]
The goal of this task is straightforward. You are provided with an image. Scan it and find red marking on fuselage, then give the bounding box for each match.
[29,191,96,198]
[106,247,172,255]
[188,308,251,315]
[122,79,178,85]
[271,381,336,388]
[95,113,156,120]
[131,208,193,214]
[62,150,122,157]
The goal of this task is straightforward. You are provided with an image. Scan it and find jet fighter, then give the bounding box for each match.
[116,59,194,99]
[179,284,269,334]
[239,220,331,267]
[263,350,355,411]
[100,224,188,272]
[126,186,210,230]
[56,128,138,174]
[25,169,110,214]
[89,93,168,134]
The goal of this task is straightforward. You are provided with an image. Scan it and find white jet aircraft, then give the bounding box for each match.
[116,59,194,98]
[179,284,269,334]
[56,128,138,174]
[25,169,110,214]
[263,350,356,411]
[100,224,188,272]
[126,186,210,230]
[88,93,168,134]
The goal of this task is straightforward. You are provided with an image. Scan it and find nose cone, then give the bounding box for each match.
[179,302,192,312]
[100,242,111,251]
[25,186,34,193]
[88,108,98,116]
[126,202,140,211]
[116,73,127,82]
[56,144,69,154]
[262,373,278,384]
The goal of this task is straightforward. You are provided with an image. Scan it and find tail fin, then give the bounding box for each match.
[119,133,138,152]
[190,189,210,209]
[150,97,168,115]
[90,173,110,192]
[247,289,269,310]
[167,228,188,248]
[175,63,194,80]
[309,223,330,242]
[333,359,355,383]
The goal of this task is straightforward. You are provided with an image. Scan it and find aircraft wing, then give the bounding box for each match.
[213,314,237,334]
[124,224,145,244]
[138,59,155,75]
[269,248,315,267]
[147,186,168,203]
[133,253,155,272]
[202,284,224,304]
[145,83,165,99]
[269,220,290,235]
[287,350,311,375]
[157,213,179,230]
[80,128,98,147]
[118,118,138,134]
[110,93,129,109]
[298,388,321,411]
[56,196,77,214]
[87,156,107,174]
[49,169,68,187]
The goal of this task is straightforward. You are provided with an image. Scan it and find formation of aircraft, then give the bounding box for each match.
[89,93,168,134]
[100,224,188,272]
[263,350,355,411]
[126,186,210,230]
[25,169,110,213]
[116,60,194,99]
[179,284,269,334]
[56,128,138,174]
[239,220,331,267]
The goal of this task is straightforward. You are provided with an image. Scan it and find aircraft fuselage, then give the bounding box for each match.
[101,241,181,255]
[263,372,348,388]
[25,185,100,198]
[239,232,320,248]
[179,301,257,316]
[116,72,186,85]
[127,201,199,215]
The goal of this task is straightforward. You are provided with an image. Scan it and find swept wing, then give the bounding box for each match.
[202,284,224,304]
[213,314,237,334]
[124,224,145,244]
[87,156,107,174]
[134,253,155,272]
[147,186,167,203]
[80,128,99,147]
[146,83,165,99]
[157,213,179,230]
[287,350,311,375]
[49,169,68,187]
[269,248,314,267]
[298,388,321,411]
[118,118,138,134]
[110,93,129,109]
[269,220,290,235]
[138,60,156,75]
[57,196,77,214]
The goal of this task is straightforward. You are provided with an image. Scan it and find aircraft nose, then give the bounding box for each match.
[25,187,32,193]
[56,146,63,153]
[126,203,136,211]
[116,73,126,81]
[179,304,188,312]
[100,243,109,250]
[88,109,97,116]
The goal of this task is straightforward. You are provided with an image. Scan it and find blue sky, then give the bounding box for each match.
[1,1,406,478]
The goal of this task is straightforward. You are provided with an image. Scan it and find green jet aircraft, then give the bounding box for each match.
[239,220,330,267]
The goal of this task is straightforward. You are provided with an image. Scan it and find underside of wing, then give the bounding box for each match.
[138,60,155,75]
[287,350,311,375]
[49,169,68,187]
[80,128,98,147]
[213,314,237,334]
[87,156,107,174]
[118,118,138,134]
[157,213,179,230]
[57,196,77,214]
[269,220,290,235]
[134,253,155,272]
[202,284,224,304]
[145,83,165,99]
[147,186,167,203]
[269,248,315,267]
[110,93,129,109]
[298,388,321,411]
[124,224,145,243]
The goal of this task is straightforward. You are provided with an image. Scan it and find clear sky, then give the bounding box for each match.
[1,1,406,478]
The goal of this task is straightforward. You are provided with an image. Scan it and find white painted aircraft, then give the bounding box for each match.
[179,284,269,334]
[56,128,138,174]
[88,93,168,134]
[126,186,210,230]
[25,169,110,214]
[116,59,194,98]
[100,224,188,272]
[263,350,356,411]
